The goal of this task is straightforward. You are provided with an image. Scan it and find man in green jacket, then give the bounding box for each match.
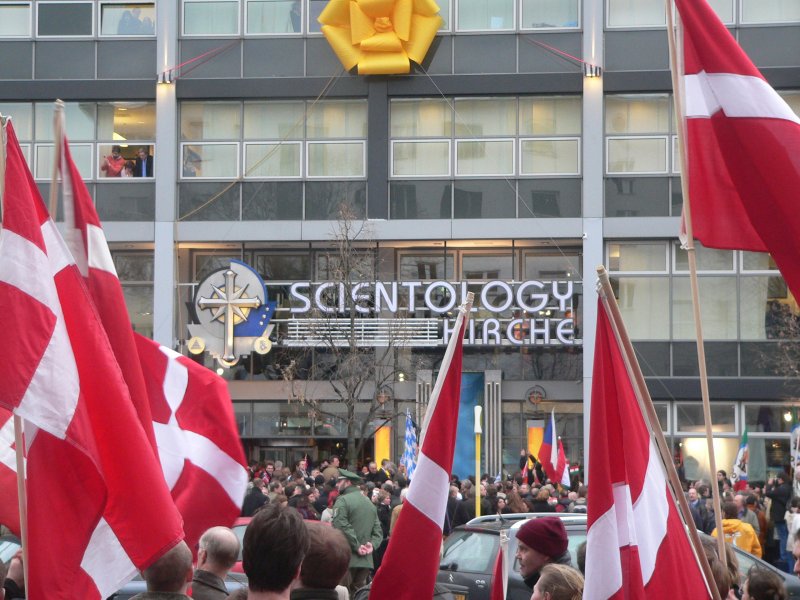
[332,469,384,594]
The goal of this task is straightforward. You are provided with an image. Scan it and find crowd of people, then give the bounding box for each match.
[4,457,800,599]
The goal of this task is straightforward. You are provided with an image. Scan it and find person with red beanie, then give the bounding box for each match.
[514,517,572,589]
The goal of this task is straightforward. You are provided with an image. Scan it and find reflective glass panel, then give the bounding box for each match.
[101,3,156,35]
[0,4,31,36]
[183,0,238,34]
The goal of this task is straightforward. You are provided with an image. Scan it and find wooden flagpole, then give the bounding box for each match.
[49,99,65,218]
[664,0,726,562]
[0,114,31,592]
[597,266,721,600]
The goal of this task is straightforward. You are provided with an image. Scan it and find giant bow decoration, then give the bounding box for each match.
[319,0,442,75]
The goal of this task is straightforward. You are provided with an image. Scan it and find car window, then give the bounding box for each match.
[0,539,21,564]
[234,524,247,560]
[442,531,499,573]
[508,528,586,573]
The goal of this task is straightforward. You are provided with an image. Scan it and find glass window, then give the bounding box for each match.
[653,402,669,432]
[253,253,310,280]
[454,98,516,137]
[307,142,364,178]
[392,141,450,177]
[246,0,301,34]
[456,0,514,30]
[233,402,252,436]
[674,243,734,272]
[520,139,579,175]
[708,0,734,23]
[676,402,736,433]
[744,405,796,434]
[454,180,516,217]
[253,403,312,436]
[678,436,739,482]
[0,103,33,140]
[244,142,301,178]
[607,137,668,174]
[307,0,325,32]
[610,277,670,339]
[100,3,155,36]
[35,143,92,179]
[37,2,92,36]
[399,254,455,281]
[742,0,800,23]
[122,284,154,337]
[606,96,670,134]
[522,0,579,28]
[462,254,513,280]
[390,180,453,219]
[523,254,581,280]
[35,102,96,141]
[607,0,665,27]
[441,530,499,572]
[519,97,581,136]
[181,143,238,178]
[518,178,582,218]
[306,101,367,139]
[741,277,797,340]
[391,99,452,138]
[0,3,31,37]
[96,181,155,219]
[243,101,304,140]
[98,144,139,178]
[456,140,514,176]
[608,242,668,272]
[113,252,153,281]
[673,276,738,340]
[183,0,239,35]
[97,102,156,140]
[181,102,241,140]
[742,252,778,271]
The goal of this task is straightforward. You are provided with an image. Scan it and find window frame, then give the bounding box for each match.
[180,141,240,179]
[244,0,302,36]
[605,135,670,175]
[606,241,670,275]
[455,0,516,32]
[243,140,303,179]
[0,1,32,38]
[455,137,516,177]
[305,139,366,179]
[674,401,739,436]
[98,1,157,38]
[182,0,240,37]
[34,142,93,180]
[519,0,581,31]
[390,138,452,178]
[36,0,94,38]
[518,136,581,177]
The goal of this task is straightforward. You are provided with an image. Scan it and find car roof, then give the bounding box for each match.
[460,512,588,534]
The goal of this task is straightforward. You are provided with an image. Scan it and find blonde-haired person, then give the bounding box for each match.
[530,563,584,600]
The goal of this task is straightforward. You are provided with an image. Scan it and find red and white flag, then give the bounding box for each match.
[540,409,570,487]
[489,532,509,600]
[0,407,20,536]
[675,0,800,298]
[369,299,470,600]
[0,120,184,598]
[58,133,248,552]
[584,298,711,600]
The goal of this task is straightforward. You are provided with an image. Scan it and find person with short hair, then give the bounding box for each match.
[243,503,310,600]
[515,517,572,589]
[192,526,241,600]
[131,541,194,599]
[530,563,584,600]
[712,500,762,557]
[742,566,787,600]
[290,522,351,600]
[134,146,154,177]
[101,144,125,177]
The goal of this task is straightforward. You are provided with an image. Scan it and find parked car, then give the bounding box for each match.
[437,513,800,600]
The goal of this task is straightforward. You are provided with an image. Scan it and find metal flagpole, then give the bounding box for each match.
[597,266,721,600]
[1,113,31,591]
[474,405,482,518]
[664,0,726,562]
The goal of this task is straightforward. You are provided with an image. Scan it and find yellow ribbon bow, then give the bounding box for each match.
[318,0,443,75]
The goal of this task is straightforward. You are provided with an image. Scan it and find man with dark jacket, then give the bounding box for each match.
[332,469,383,594]
[515,517,572,589]
[242,479,269,516]
[766,472,794,571]
[192,527,240,600]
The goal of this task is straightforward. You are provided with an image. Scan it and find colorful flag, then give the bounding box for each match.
[540,410,570,487]
[0,120,184,598]
[0,408,19,536]
[369,298,470,600]
[584,298,712,599]
[58,133,248,553]
[732,428,749,491]
[400,409,418,480]
[675,0,800,298]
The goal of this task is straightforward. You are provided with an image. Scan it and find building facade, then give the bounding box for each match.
[2,0,799,482]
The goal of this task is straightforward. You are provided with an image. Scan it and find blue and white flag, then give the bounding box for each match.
[400,409,418,480]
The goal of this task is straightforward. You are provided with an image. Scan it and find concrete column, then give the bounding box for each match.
[581,0,605,482]
[152,0,178,347]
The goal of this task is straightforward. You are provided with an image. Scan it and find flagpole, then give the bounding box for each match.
[597,266,721,600]
[49,99,64,218]
[1,115,30,592]
[474,405,482,518]
[664,0,726,562]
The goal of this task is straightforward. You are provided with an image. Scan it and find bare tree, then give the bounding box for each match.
[283,205,409,467]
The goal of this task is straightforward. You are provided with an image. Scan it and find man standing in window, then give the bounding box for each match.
[135,146,153,177]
